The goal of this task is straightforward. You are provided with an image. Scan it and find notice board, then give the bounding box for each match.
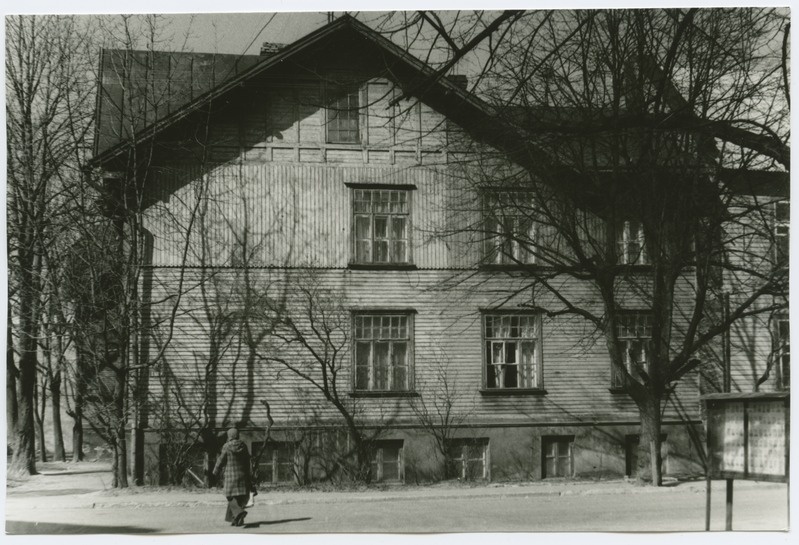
[704,392,789,483]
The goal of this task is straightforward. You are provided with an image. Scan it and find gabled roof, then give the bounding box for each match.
[90,15,501,168]
[94,50,262,156]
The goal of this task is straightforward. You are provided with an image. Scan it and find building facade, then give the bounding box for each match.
[90,16,785,486]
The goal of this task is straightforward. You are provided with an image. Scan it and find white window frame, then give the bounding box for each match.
[775,201,789,266]
[370,440,404,483]
[483,313,543,390]
[326,86,360,144]
[445,438,489,481]
[352,188,411,265]
[776,317,790,390]
[252,440,296,484]
[611,312,652,389]
[353,313,414,392]
[618,220,646,265]
[483,192,537,265]
[542,435,574,479]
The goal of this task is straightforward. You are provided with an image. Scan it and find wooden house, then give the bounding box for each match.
[90,15,784,485]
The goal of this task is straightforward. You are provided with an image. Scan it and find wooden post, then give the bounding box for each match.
[705,476,712,531]
[725,478,733,530]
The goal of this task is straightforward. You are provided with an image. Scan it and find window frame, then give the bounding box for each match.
[775,316,790,391]
[774,200,789,267]
[445,438,489,481]
[617,219,647,265]
[348,185,414,268]
[482,191,538,266]
[251,440,297,485]
[481,311,544,393]
[352,311,415,394]
[610,311,653,391]
[541,435,574,479]
[325,84,361,145]
[369,440,405,483]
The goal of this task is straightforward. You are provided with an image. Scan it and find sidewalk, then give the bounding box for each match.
[6,461,786,511]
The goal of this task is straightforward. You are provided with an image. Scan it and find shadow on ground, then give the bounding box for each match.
[242,517,312,528]
[6,521,157,534]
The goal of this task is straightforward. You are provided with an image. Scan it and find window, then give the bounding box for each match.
[370,440,404,482]
[484,314,542,389]
[776,317,790,390]
[354,313,413,391]
[352,189,410,264]
[252,441,295,484]
[445,438,488,481]
[775,201,789,266]
[327,87,360,143]
[611,313,652,390]
[617,220,646,265]
[542,436,573,478]
[484,192,536,265]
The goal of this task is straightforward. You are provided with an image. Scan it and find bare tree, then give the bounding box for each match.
[410,8,788,485]
[6,14,97,476]
[244,269,397,483]
[409,348,476,480]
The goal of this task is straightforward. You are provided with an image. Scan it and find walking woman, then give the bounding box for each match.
[213,428,253,527]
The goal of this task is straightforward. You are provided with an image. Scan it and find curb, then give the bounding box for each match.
[9,483,700,510]
[7,480,785,511]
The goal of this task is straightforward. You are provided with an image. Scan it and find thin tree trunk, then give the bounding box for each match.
[71,409,84,462]
[51,373,66,462]
[34,377,47,462]
[115,370,129,488]
[7,315,19,446]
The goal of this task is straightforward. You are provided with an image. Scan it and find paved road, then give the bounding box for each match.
[6,482,789,534]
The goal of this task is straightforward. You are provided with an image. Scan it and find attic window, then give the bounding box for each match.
[327,87,360,144]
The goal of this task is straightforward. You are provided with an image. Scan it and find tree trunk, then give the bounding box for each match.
[51,374,66,462]
[11,348,37,476]
[10,250,42,476]
[116,427,129,488]
[7,316,19,447]
[638,397,664,486]
[71,408,84,462]
[34,379,47,462]
[114,370,129,488]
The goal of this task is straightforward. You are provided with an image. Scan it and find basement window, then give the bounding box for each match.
[370,440,404,482]
[252,441,296,484]
[542,436,573,478]
[445,438,489,481]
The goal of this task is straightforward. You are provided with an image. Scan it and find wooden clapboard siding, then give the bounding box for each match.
[723,194,786,393]
[143,267,700,428]
[137,67,715,431]
[143,162,478,269]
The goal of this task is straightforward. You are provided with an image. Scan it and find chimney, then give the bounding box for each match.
[446,75,468,90]
[260,42,287,57]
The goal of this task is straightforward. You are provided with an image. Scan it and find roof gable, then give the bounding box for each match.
[91,15,491,167]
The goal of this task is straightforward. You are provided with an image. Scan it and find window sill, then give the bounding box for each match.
[478,264,537,272]
[479,388,547,396]
[348,263,418,271]
[349,391,420,398]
